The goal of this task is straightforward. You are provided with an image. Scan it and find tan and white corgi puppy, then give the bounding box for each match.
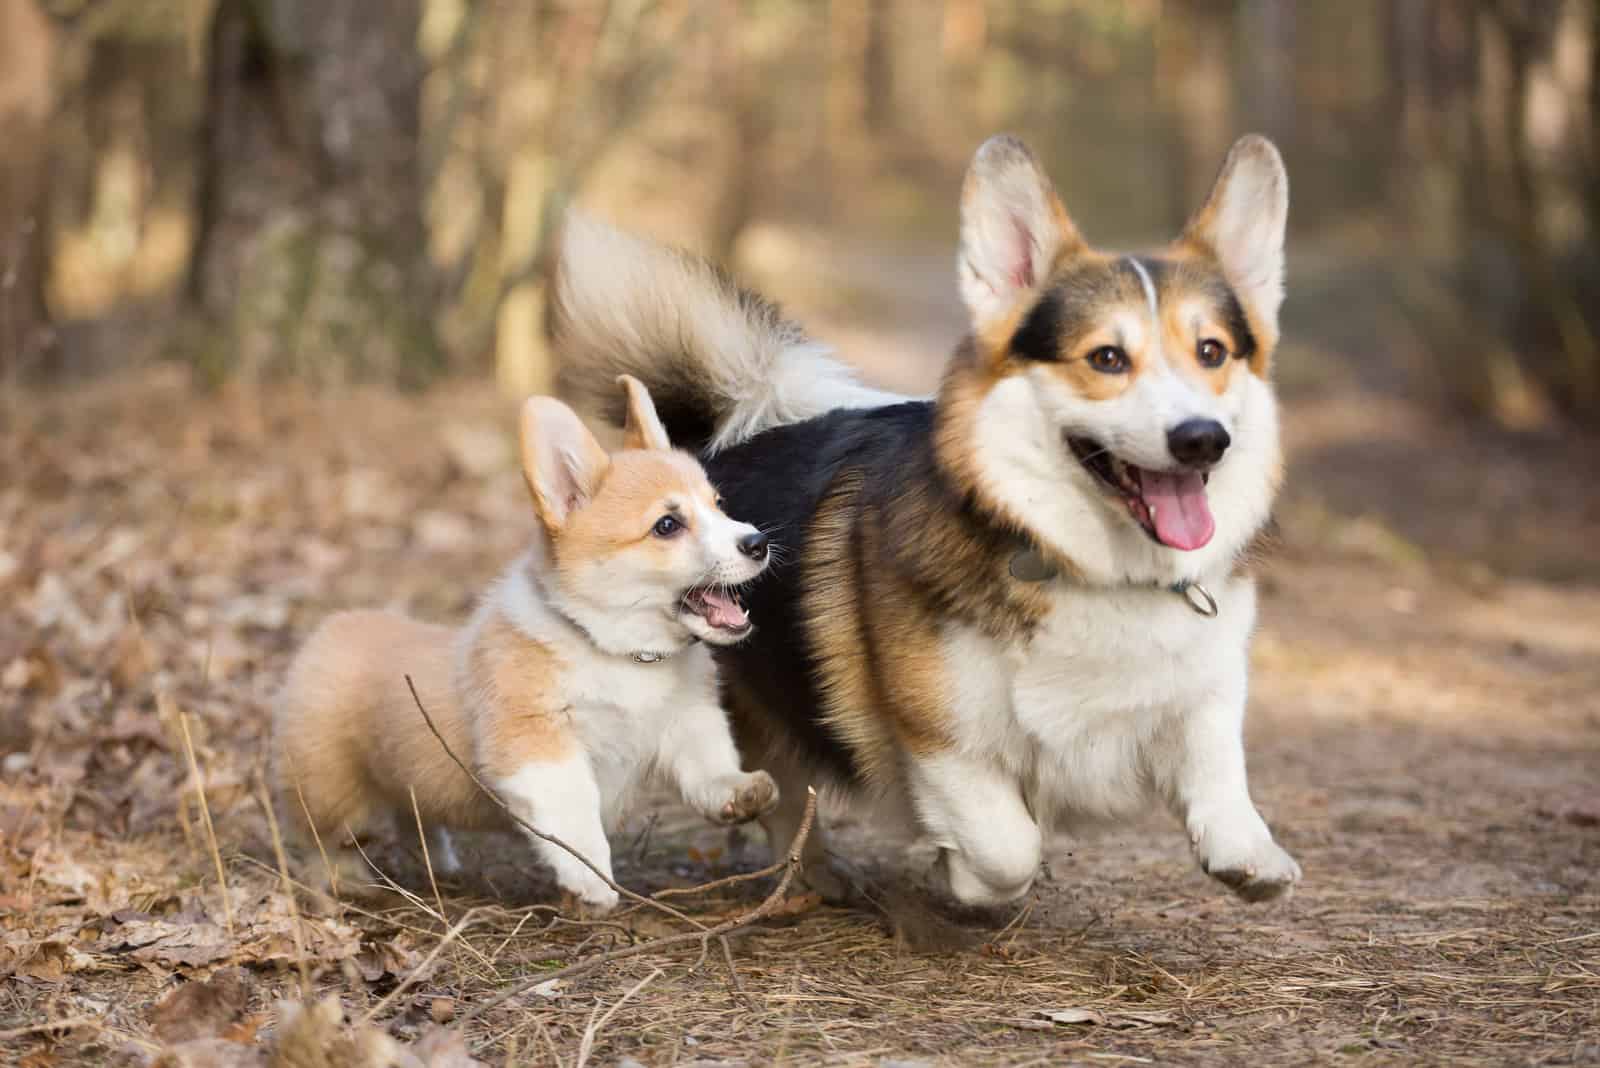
[551,134,1302,909]
[272,377,778,911]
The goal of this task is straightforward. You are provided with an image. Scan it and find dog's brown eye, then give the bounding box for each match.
[652,515,682,538]
[1086,346,1130,374]
[1198,339,1227,368]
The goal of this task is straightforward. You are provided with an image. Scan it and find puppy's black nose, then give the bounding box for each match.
[1167,419,1231,467]
[738,532,769,561]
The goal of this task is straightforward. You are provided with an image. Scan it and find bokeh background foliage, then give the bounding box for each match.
[3,0,1599,427]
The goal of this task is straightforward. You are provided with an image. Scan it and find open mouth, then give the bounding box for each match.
[680,585,752,635]
[1067,436,1217,551]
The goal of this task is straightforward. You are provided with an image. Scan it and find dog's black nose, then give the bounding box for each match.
[738,532,769,561]
[1167,419,1231,467]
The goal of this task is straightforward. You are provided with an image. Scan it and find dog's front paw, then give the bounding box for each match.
[1196,829,1301,902]
[714,771,779,825]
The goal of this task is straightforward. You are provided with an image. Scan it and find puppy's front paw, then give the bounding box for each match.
[559,883,621,917]
[714,771,779,825]
[1196,828,1301,902]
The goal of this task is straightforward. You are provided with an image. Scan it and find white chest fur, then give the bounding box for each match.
[942,575,1258,827]
[476,563,721,821]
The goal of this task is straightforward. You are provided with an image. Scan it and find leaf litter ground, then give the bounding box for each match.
[1,357,1597,1066]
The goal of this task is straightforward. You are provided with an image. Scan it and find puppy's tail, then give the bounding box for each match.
[550,211,907,454]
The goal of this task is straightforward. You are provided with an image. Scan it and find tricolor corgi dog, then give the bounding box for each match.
[551,134,1301,908]
[272,377,778,911]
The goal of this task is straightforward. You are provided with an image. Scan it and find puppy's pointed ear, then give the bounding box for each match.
[958,134,1083,337]
[1182,134,1289,332]
[617,374,672,452]
[520,397,611,531]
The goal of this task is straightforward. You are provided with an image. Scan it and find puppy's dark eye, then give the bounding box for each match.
[1085,346,1131,374]
[1197,338,1228,368]
[652,515,682,538]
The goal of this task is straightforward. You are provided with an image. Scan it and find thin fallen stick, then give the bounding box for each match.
[644,853,791,901]
[405,675,706,932]
[719,934,750,1004]
[457,785,817,1029]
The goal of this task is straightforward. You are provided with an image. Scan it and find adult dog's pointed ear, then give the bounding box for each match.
[617,374,672,452]
[520,397,611,531]
[958,134,1084,338]
[1183,135,1289,334]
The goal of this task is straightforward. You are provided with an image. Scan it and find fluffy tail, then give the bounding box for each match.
[550,212,908,453]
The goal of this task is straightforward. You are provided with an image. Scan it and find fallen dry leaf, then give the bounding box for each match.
[148,967,252,1045]
[355,937,419,983]
[1033,1006,1180,1029]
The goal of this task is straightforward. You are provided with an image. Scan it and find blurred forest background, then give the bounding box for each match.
[3,0,1600,429]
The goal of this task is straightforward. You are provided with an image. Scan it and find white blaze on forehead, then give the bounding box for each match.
[1125,257,1161,332]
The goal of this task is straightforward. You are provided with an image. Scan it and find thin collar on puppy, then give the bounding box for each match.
[1007,547,1219,619]
[531,574,696,662]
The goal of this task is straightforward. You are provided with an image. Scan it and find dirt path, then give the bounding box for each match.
[2,242,1597,1064]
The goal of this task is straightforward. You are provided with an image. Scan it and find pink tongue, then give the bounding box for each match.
[698,589,749,629]
[1139,470,1216,551]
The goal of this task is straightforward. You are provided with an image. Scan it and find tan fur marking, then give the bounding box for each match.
[1044,346,1139,401]
[934,351,1084,584]
[272,611,501,850]
[1166,238,1278,377]
[467,611,575,781]
[799,474,901,782]
[555,449,719,571]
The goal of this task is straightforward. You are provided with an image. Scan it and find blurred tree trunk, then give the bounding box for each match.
[0,0,57,376]
[706,0,770,263]
[1241,0,1294,138]
[187,0,442,385]
[1157,0,1236,227]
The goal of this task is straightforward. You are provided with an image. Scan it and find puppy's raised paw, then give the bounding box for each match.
[716,771,779,825]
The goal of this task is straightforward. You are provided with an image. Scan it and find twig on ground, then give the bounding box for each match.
[405,675,706,932]
[643,853,791,902]
[456,785,818,1028]
[719,935,750,1004]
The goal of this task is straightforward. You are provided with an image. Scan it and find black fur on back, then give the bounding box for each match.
[701,402,936,781]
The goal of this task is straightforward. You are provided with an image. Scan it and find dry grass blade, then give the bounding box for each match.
[412,784,448,921]
[163,690,234,937]
[359,907,486,1026]
[574,967,663,1068]
[0,1017,100,1041]
[257,778,312,996]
